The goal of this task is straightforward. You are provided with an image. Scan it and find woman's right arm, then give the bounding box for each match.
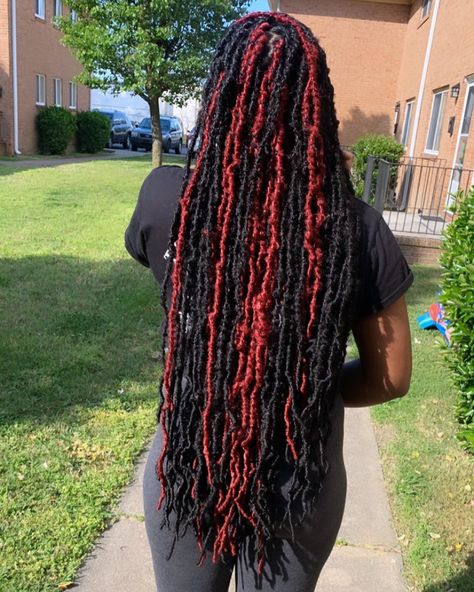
[340,294,412,407]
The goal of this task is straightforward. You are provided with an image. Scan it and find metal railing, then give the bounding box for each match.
[361,156,474,236]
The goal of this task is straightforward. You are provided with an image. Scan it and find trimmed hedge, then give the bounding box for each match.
[351,134,405,200]
[440,188,474,452]
[36,106,76,155]
[76,111,111,153]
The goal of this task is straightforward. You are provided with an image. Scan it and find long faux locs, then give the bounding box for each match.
[155,12,359,574]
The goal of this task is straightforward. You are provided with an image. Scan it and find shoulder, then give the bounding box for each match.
[140,164,185,196]
[350,196,383,248]
[137,165,185,216]
[349,196,414,318]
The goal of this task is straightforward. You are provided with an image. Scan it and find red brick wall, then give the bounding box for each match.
[0,0,12,155]
[280,0,410,145]
[396,0,474,210]
[13,0,90,154]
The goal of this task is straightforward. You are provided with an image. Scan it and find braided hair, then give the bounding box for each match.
[155,11,359,575]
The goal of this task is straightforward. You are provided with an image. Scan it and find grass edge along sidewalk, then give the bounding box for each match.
[371,265,473,592]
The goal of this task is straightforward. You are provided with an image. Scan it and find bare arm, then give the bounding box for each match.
[340,295,412,407]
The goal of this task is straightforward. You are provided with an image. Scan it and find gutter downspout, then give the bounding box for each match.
[408,0,440,158]
[11,0,21,155]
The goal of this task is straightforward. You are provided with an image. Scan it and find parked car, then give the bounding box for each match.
[187,126,201,158]
[93,109,133,149]
[130,116,183,154]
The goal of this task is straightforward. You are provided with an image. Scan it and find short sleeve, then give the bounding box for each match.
[124,185,151,268]
[357,215,414,317]
[124,165,184,285]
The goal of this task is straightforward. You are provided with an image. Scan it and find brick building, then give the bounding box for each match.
[0,0,90,155]
[270,0,474,177]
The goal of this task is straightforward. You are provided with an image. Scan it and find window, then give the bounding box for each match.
[71,9,78,22]
[421,0,432,19]
[53,0,62,17]
[393,102,400,136]
[425,89,447,153]
[69,81,77,109]
[36,74,46,105]
[401,100,414,147]
[53,78,62,107]
[35,0,45,18]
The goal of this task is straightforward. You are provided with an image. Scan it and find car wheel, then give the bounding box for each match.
[123,134,131,150]
[131,142,138,152]
[164,139,171,153]
[175,140,182,155]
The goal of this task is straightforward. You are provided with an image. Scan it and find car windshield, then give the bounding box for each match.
[160,118,171,132]
[138,117,172,131]
[139,118,151,129]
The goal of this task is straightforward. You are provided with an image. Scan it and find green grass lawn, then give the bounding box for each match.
[0,159,472,591]
[0,157,182,592]
[371,265,474,592]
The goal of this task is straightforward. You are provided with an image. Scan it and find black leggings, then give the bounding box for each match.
[143,393,346,591]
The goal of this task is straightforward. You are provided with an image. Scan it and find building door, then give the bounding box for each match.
[447,81,474,209]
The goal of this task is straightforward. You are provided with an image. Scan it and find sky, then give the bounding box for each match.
[248,0,271,12]
[91,0,272,118]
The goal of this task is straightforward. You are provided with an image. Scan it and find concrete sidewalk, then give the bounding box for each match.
[0,148,187,169]
[70,408,407,591]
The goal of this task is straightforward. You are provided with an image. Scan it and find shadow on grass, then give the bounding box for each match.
[0,255,163,426]
[423,553,474,592]
[0,164,28,177]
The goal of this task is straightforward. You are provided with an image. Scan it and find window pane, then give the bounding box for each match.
[55,80,62,106]
[421,0,431,18]
[38,75,45,104]
[69,82,77,108]
[36,0,45,17]
[426,91,446,152]
[401,102,413,147]
[461,87,474,135]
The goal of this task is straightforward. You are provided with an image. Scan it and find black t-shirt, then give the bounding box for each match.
[124,165,414,320]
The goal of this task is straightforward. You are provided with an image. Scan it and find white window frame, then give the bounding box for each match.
[424,89,447,154]
[36,74,46,106]
[69,81,77,110]
[401,100,414,148]
[53,78,62,107]
[421,0,432,19]
[53,0,62,18]
[35,0,45,19]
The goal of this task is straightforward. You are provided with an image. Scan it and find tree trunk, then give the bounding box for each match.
[149,96,162,168]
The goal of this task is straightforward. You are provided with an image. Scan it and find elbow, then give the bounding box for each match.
[383,373,412,402]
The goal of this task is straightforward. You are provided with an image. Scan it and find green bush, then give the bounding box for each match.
[75,111,111,153]
[351,134,405,200]
[440,188,474,453]
[36,106,76,155]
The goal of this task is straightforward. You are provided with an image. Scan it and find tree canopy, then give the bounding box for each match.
[59,0,250,166]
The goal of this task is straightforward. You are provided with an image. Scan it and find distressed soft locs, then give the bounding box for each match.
[155,11,359,575]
